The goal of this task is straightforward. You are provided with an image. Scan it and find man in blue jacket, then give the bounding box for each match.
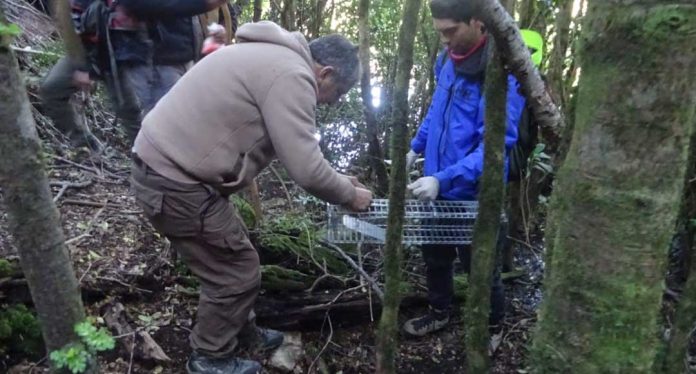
[402,0,526,336]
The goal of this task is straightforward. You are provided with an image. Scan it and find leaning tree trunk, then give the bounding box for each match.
[374,0,422,371]
[465,41,508,372]
[530,2,696,372]
[547,0,574,109]
[358,0,388,196]
[0,11,90,372]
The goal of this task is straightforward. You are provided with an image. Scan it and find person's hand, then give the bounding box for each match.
[345,175,367,189]
[406,150,418,170]
[346,187,373,212]
[407,176,439,201]
[72,70,92,91]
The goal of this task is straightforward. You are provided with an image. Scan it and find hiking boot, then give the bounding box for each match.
[403,308,450,337]
[186,351,261,374]
[240,327,284,352]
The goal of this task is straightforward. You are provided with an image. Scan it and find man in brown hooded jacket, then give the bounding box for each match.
[131,21,372,374]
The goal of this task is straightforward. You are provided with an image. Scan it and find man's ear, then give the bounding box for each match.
[319,66,335,80]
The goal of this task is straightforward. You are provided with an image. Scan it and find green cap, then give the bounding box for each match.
[520,29,543,67]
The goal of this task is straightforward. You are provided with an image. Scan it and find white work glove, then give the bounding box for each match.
[405,150,418,170]
[407,176,439,201]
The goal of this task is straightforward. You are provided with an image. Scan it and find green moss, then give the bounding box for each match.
[0,304,43,358]
[0,259,14,278]
[259,214,348,274]
[261,265,312,291]
[230,195,256,229]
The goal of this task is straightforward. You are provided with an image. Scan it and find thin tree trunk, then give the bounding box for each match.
[375,0,422,371]
[253,0,263,22]
[310,0,328,38]
[358,0,388,196]
[530,2,696,372]
[466,40,508,372]
[281,0,296,30]
[0,10,90,372]
[547,0,573,109]
[662,127,696,373]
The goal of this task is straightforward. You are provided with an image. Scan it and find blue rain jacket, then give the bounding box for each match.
[410,53,526,200]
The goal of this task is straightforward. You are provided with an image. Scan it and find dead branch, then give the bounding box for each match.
[319,240,384,301]
[50,179,93,202]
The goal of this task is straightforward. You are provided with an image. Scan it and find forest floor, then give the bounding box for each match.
[0,127,546,373]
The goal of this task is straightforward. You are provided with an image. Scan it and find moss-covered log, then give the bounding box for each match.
[260,265,313,292]
[530,3,696,372]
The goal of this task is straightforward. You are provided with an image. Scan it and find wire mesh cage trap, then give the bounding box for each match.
[325,199,479,245]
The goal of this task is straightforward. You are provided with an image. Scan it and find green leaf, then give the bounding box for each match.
[0,22,21,37]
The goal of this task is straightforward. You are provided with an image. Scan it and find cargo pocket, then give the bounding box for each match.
[131,179,164,219]
[200,194,251,252]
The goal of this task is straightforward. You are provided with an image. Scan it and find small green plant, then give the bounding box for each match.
[49,319,115,373]
[0,304,42,357]
[528,143,553,178]
[0,21,21,48]
[0,259,14,278]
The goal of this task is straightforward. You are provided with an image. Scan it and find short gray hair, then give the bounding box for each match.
[309,34,360,92]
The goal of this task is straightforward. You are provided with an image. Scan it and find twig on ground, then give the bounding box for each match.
[319,240,384,301]
[61,198,128,209]
[65,204,106,245]
[308,313,334,374]
[50,179,93,202]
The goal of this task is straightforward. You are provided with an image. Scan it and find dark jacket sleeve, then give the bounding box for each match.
[119,0,210,18]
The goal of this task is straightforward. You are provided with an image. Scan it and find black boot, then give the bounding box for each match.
[186,351,261,374]
[240,327,284,352]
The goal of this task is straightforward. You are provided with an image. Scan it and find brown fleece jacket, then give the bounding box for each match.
[133,21,356,205]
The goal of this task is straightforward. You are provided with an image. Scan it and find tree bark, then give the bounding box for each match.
[281,0,296,30]
[547,0,574,109]
[358,0,388,196]
[465,41,508,372]
[375,0,422,371]
[471,0,564,169]
[530,2,696,372]
[50,0,86,67]
[662,124,696,373]
[0,10,89,372]
[253,0,263,22]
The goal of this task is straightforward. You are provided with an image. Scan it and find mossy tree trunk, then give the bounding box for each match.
[465,42,508,372]
[0,10,90,372]
[374,0,421,371]
[662,124,696,373]
[358,0,388,196]
[530,2,696,372]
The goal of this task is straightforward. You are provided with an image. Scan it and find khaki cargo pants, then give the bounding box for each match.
[131,156,260,357]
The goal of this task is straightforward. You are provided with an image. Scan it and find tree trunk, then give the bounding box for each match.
[530,2,696,372]
[547,0,574,109]
[374,0,422,371]
[0,11,90,372]
[281,0,296,30]
[465,41,508,372]
[310,0,328,38]
[358,0,388,196]
[662,127,696,373]
[253,0,263,22]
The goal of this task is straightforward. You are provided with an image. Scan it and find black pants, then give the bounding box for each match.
[421,223,506,323]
